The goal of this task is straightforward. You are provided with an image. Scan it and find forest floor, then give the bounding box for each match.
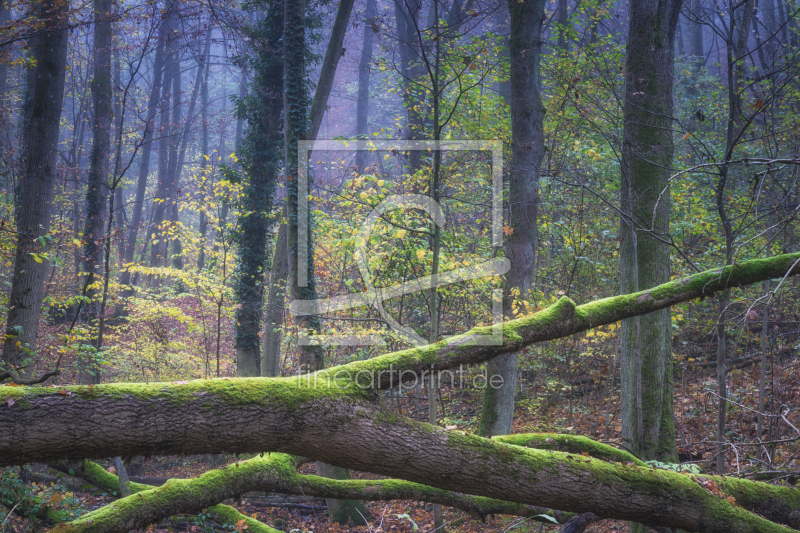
[9,347,795,533]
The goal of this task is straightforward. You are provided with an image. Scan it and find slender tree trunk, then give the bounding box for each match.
[355,0,376,171]
[557,0,569,51]
[478,0,545,438]
[150,24,180,268]
[262,222,288,377]
[619,0,681,470]
[197,24,212,271]
[1,0,69,373]
[690,0,705,68]
[113,43,126,267]
[79,0,114,384]
[308,0,354,139]
[394,0,425,172]
[166,41,208,274]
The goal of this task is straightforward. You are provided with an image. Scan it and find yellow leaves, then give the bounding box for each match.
[416,249,426,261]
[377,179,385,187]
[395,229,407,239]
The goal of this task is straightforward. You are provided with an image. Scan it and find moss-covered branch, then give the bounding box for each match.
[49,453,573,533]
[497,433,800,528]
[494,433,646,465]
[47,460,278,533]
[345,251,800,390]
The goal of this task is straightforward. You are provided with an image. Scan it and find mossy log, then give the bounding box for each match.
[48,453,574,533]
[4,253,800,532]
[46,459,278,533]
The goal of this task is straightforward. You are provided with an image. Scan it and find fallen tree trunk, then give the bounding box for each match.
[4,253,800,532]
[45,459,278,533]
[49,453,574,533]
[8,389,800,532]
[4,252,800,462]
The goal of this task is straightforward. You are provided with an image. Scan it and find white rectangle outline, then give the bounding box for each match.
[296,140,504,346]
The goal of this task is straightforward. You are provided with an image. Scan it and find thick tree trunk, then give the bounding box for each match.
[619,0,681,463]
[479,0,545,438]
[5,373,800,532]
[1,0,68,373]
[235,4,283,378]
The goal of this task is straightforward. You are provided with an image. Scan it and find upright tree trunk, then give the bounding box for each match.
[690,0,704,68]
[79,0,114,384]
[1,0,69,373]
[283,0,368,523]
[478,0,546,438]
[235,5,283,378]
[394,0,426,172]
[355,0,377,171]
[557,0,569,51]
[619,0,681,468]
[83,0,114,295]
[262,0,354,380]
[197,24,213,271]
[166,40,209,273]
[262,222,288,377]
[149,18,181,269]
[112,42,126,266]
